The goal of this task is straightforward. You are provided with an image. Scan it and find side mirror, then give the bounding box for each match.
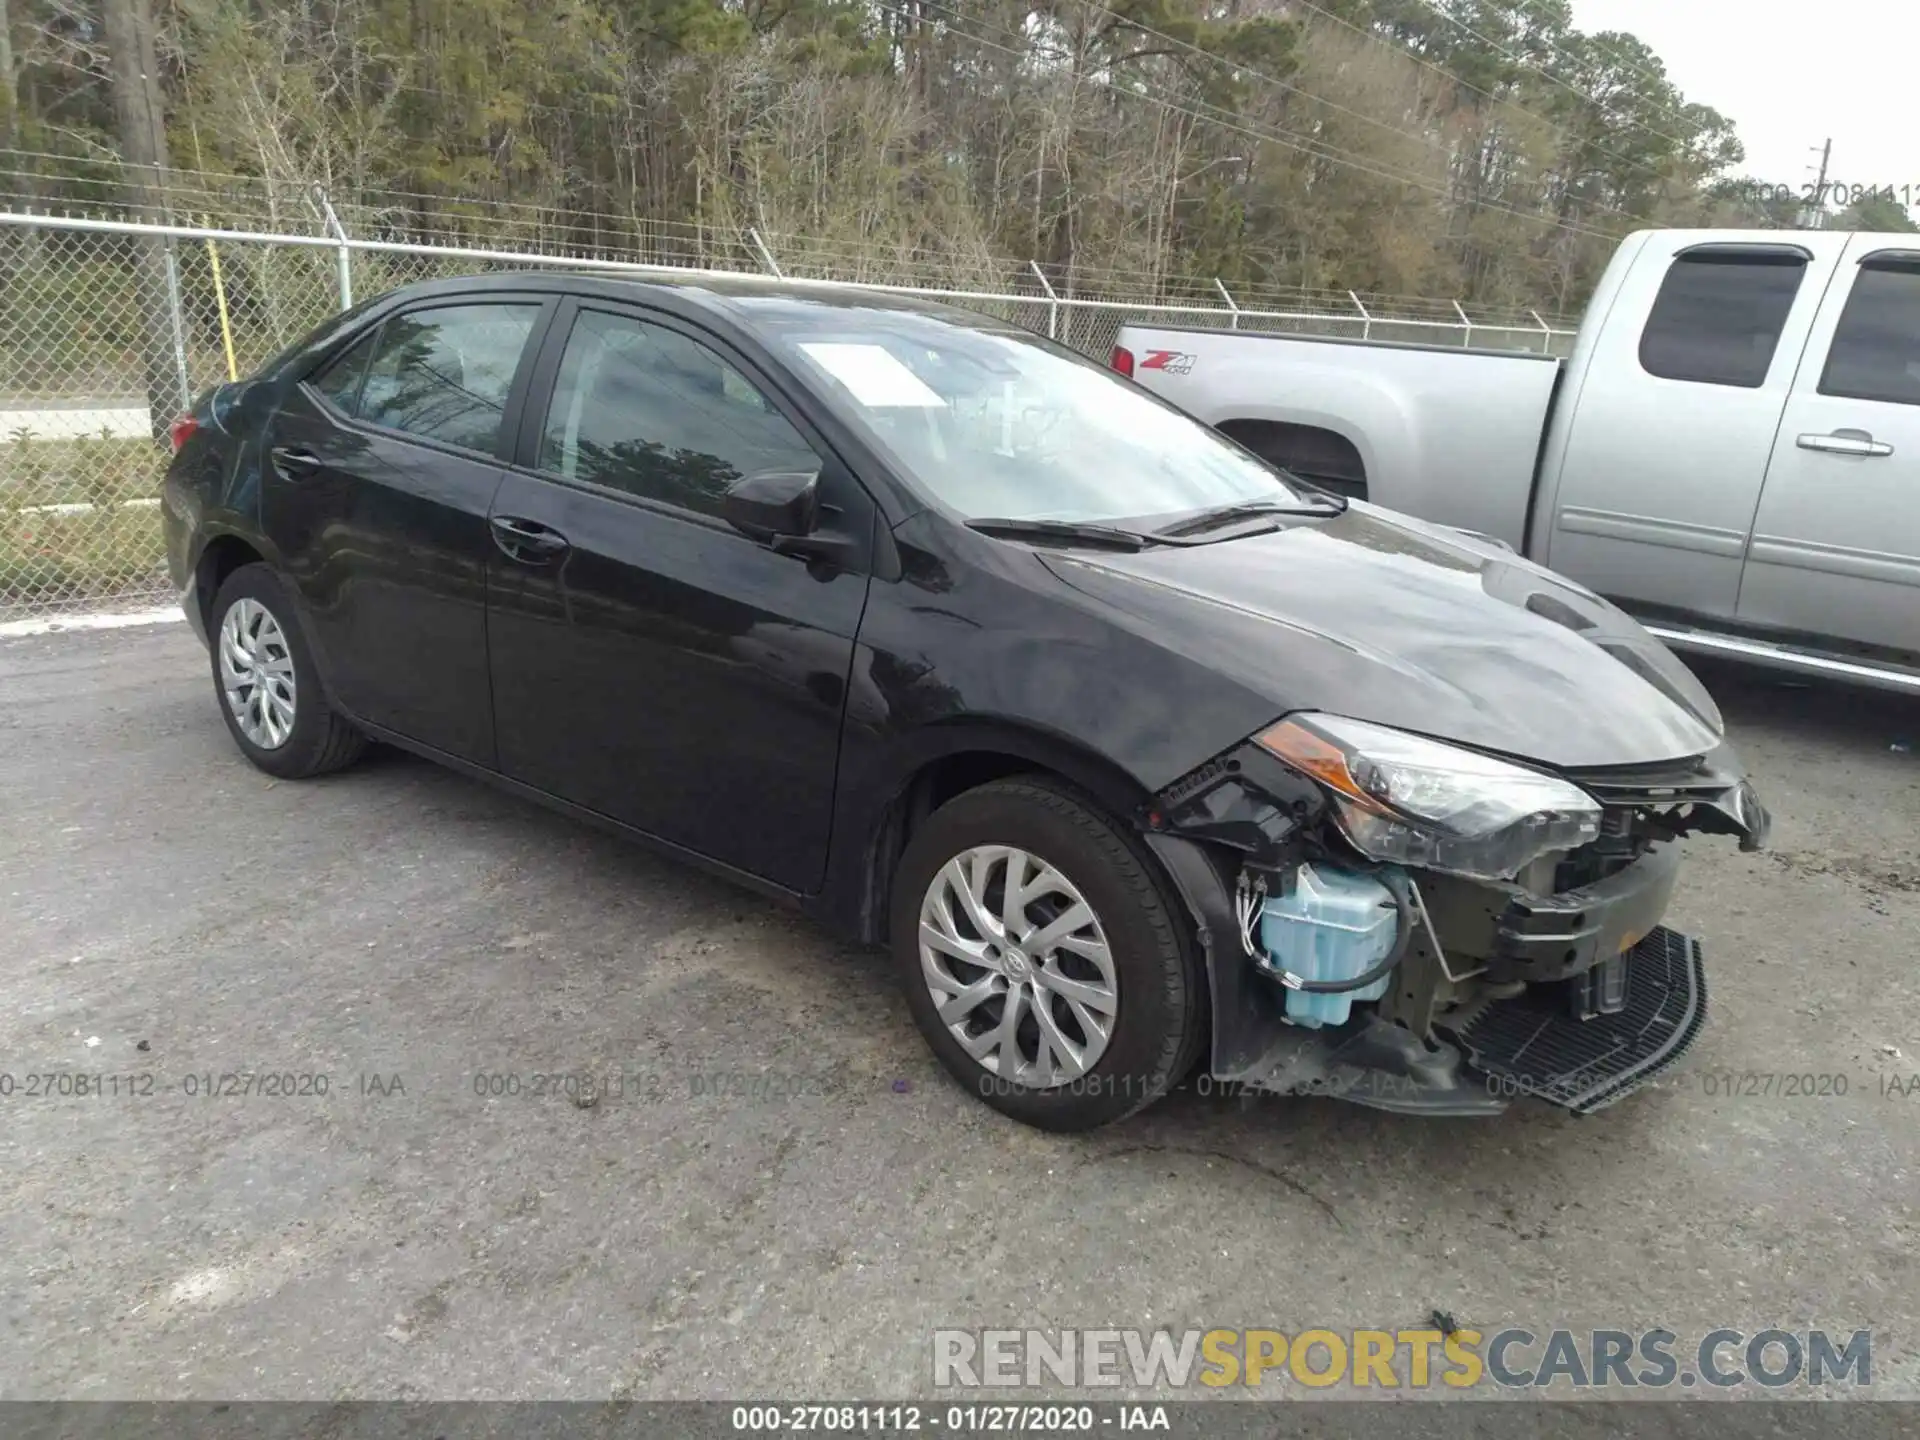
[723,468,820,540]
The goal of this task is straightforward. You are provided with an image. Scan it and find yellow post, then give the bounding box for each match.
[203,227,239,382]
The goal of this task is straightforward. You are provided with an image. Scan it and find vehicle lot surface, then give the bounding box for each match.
[3,623,1918,1403]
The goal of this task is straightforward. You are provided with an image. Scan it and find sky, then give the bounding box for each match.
[1570,0,1918,215]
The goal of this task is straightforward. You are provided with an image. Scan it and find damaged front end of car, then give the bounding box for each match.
[1140,715,1770,1116]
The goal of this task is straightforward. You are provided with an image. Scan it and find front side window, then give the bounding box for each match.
[749,303,1312,525]
[1638,251,1806,388]
[539,310,821,517]
[1819,258,1920,407]
[352,303,538,453]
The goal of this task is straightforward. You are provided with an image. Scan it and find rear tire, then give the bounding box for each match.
[208,564,367,779]
[890,777,1206,1131]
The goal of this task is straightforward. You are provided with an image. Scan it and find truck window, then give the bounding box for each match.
[1638,250,1806,388]
[1818,257,1920,407]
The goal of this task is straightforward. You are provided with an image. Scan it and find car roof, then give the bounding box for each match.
[377,267,1010,329]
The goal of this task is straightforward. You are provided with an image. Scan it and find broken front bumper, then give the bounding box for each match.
[1448,926,1707,1114]
[1217,927,1708,1118]
[1421,841,1682,984]
[1143,831,1711,1118]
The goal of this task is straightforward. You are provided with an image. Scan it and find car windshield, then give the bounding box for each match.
[758,304,1311,525]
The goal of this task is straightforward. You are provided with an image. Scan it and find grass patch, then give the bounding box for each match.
[0,502,168,608]
[1,431,168,510]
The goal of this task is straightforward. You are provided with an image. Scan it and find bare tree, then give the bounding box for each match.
[101,0,186,437]
[0,0,17,154]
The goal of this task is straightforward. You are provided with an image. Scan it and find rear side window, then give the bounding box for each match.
[1819,258,1920,407]
[539,309,820,517]
[311,328,378,413]
[351,303,538,453]
[1638,251,1806,388]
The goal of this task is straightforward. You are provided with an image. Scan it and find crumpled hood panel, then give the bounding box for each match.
[1042,504,1725,770]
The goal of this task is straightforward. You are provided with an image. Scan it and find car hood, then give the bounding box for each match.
[1040,504,1726,771]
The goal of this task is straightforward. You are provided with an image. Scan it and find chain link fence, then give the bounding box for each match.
[0,209,1576,620]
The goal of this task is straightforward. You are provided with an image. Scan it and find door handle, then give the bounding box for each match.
[270,445,322,480]
[489,515,571,564]
[1797,430,1893,458]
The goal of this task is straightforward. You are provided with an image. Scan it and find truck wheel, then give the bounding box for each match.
[890,777,1206,1131]
[209,564,367,780]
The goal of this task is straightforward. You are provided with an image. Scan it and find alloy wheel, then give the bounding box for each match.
[219,597,298,750]
[917,844,1118,1087]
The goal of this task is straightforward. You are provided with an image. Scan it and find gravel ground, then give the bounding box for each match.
[2,622,1916,1407]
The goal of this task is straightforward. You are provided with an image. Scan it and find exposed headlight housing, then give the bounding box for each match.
[1254,713,1602,882]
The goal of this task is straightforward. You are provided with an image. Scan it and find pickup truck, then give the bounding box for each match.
[1116,228,1920,693]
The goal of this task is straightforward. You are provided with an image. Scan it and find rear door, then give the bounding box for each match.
[1736,242,1920,654]
[263,296,549,764]
[1539,236,1846,619]
[484,299,874,891]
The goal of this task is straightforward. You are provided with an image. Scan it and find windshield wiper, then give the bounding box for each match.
[1156,495,1348,537]
[966,517,1155,551]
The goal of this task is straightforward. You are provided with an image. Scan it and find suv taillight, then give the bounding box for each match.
[168,414,199,453]
[1110,345,1135,378]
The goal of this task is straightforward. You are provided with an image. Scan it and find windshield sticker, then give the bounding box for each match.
[1140,349,1195,374]
[798,343,949,408]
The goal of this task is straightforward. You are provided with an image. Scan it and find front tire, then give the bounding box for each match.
[890,777,1206,1131]
[208,564,367,779]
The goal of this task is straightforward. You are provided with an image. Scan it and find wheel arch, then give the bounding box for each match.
[830,721,1158,947]
[1214,417,1370,500]
[194,533,348,710]
[192,531,269,632]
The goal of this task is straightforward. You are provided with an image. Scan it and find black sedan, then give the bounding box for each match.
[163,273,1768,1129]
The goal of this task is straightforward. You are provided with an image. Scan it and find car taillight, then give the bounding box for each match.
[168,414,199,453]
[1109,345,1134,378]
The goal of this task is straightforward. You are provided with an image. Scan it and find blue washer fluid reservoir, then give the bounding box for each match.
[1259,863,1402,1028]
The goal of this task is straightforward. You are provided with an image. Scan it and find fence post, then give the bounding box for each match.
[1348,289,1372,341]
[747,227,784,278]
[312,185,353,310]
[1029,260,1059,340]
[1451,299,1474,350]
[161,243,192,410]
[1529,309,1552,354]
[1214,278,1240,330]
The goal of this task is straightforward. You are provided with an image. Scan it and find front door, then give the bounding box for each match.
[262,297,547,763]
[1737,242,1920,655]
[485,301,873,891]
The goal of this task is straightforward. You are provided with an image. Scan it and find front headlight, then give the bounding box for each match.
[1255,713,1601,882]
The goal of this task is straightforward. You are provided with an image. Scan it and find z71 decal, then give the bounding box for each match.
[1139,349,1195,375]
